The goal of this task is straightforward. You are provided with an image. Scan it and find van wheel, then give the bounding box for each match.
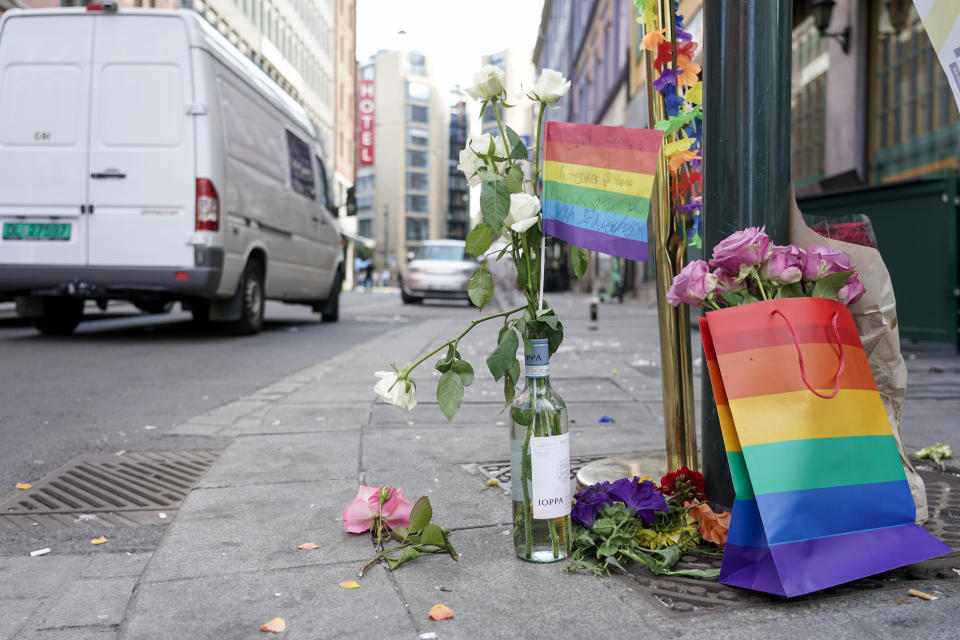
[227,261,265,335]
[401,289,422,304]
[320,268,342,322]
[31,298,84,336]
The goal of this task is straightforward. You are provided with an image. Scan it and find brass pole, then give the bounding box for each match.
[643,0,698,472]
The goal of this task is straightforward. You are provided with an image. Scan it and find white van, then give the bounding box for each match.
[0,5,343,335]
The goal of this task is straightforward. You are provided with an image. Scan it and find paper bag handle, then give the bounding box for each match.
[770,309,845,399]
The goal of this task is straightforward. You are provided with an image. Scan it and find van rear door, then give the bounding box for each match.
[86,13,195,267]
[0,14,93,266]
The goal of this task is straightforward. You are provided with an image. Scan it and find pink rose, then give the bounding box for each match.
[802,244,853,281]
[666,260,717,307]
[708,226,772,279]
[713,268,745,293]
[761,244,804,284]
[343,485,414,533]
[837,272,866,305]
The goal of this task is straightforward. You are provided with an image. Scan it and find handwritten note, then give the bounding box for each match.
[542,122,663,261]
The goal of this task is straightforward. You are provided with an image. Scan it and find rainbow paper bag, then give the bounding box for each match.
[699,297,950,597]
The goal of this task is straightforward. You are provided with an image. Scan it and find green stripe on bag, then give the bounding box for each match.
[727,451,755,500]
[742,435,906,496]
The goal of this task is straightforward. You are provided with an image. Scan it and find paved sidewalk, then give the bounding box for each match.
[7,292,959,639]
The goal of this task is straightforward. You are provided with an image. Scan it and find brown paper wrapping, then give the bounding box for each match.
[789,191,927,523]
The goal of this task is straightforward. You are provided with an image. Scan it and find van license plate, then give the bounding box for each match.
[2,223,71,241]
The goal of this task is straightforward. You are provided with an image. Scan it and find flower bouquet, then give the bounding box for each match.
[673,227,950,597]
[374,66,588,562]
[567,468,726,578]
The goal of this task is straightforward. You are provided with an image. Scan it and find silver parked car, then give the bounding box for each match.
[400,240,478,304]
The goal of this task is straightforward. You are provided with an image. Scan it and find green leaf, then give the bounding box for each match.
[511,406,533,426]
[437,369,464,421]
[775,281,805,299]
[477,169,500,185]
[408,496,432,533]
[546,318,564,355]
[465,223,496,257]
[441,530,459,561]
[467,267,495,311]
[572,245,590,280]
[496,244,511,260]
[480,180,510,230]
[434,344,456,373]
[503,376,516,407]
[504,165,524,193]
[810,270,853,301]
[486,329,519,381]
[452,359,474,387]
[420,523,445,547]
[537,311,559,330]
[505,126,529,160]
[507,358,521,383]
[390,525,409,542]
[385,546,422,571]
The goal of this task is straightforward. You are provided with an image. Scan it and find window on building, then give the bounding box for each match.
[406,127,429,147]
[406,104,429,123]
[361,65,375,80]
[408,52,426,76]
[357,217,373,238]
[406,171,429,191]
[285,130,315,199]
[407,149,429,168]
[406,81,431,101]
[356,174,374,192]
[406,216,429,240]
[406,194,429,212]
[357,193,374,210]
[791,17,827,186]
[869,1,960,183]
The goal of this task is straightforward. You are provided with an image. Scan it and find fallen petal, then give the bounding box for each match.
[428,604,454,621]
[486,478,499,486]
[15,483,31,490]
[339,580,360,589]
[260,617,286,633]
[297,543,320,550]
[90,536,108,545]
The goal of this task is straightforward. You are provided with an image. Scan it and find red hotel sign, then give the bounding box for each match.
[358,80,375,166]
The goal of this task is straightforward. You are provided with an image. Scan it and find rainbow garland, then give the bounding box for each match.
[636,0,703,248]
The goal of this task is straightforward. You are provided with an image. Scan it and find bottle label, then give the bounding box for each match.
[525,338,550,378]
[531,433,571,519]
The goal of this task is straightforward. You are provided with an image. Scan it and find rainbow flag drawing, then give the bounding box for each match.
[541,122,663,261]
[700,297,951,597]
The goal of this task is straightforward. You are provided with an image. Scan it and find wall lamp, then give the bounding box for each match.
[811,0,851,55]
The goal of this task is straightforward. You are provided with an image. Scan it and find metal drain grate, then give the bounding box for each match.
[468,454,608,495]
[0,450,220,530]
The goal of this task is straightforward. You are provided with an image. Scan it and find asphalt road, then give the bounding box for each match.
[0,291,420,497]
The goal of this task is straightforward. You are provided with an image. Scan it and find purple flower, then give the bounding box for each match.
[652,68,678,92]
[608,478,668,523]
[802,244,854,281]
[837,272,866,305]
[713,268,745,293]
[708,226,772,280]
[571,482,611,527]
[665,92,685,116]
[666,260,717,307]
[761,244,805,285]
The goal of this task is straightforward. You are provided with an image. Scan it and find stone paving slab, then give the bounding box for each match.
[362,426,503,468]
[35,577,136,630]
[390,525,660,640]
[253,403,370,433]
[0,556,91,599]
[120,563,417,640]
[17,628,117,640]
[200,433,359,488]
[1,599,43,640]
[80,553,152,579]
[138,483,370,583]
[362,465,510,530]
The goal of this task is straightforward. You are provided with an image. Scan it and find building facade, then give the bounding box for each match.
[448,99,469,239]
[355,50,449,275]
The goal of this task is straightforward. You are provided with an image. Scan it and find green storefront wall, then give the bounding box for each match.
[798,177,959,346]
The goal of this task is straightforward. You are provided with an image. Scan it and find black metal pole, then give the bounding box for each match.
[702,0,792,507]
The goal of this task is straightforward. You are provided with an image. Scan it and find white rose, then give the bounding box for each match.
[457,147,484,187]
[465,65,506,101]
[504,193,540,233]
[528,68,570,105]
[468,133,495,156]
[374,370,417,410]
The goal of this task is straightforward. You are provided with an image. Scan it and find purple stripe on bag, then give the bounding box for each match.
[719,544,787,596]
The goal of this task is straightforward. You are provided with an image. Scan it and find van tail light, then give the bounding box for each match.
[196,178,219,232]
